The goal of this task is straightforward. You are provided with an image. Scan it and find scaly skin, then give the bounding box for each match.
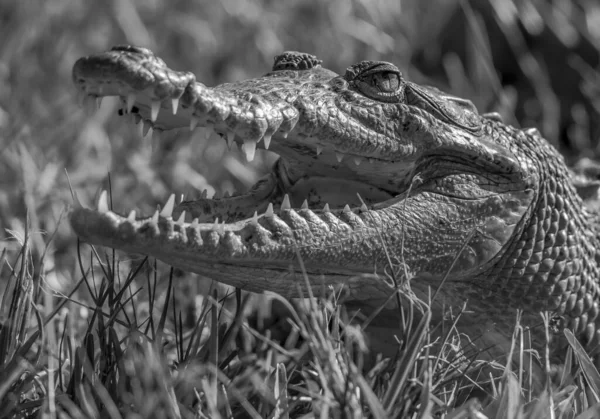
[71,45,600,354]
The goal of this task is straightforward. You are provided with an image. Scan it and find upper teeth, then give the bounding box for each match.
[263,134,272,150]
[126,93,136,113]
[79,90,374,165]
[243,140,257,162]
[150,100,160,122]
[171,97,180,115]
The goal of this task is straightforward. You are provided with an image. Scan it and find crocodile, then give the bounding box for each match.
[70,45,600,357]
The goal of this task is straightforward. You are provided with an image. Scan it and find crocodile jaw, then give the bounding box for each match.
[70,191,407,302]
[70,46,535,306]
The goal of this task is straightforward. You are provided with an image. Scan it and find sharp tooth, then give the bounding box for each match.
[353,157,362,165]
[322,203,330,212]
[265,203,274,217]
[361,203,368,212]
[281,132,288,138]
[176,210,186,225]
[179,194,185,204]
[316,145,323,155]
[251,211,258,224]
[150,100,160,122]
[288,118,298,132]
[128,210,136,221]
[152,210,159,224]
[97,190,109,213]
[343,204,351,213]
[160,194,175,218]
[301,199,308,210]
[281,194,291,211]
[243,139,257,162]
[191,218,199,228]
[226,131,235,149]
[190,116,199,131]
[134,114,142,124]
[263,133,272,150]
[335,152,344,163]
[126,93,136,113]
[143,123,152,137]
[213,218,219,230]
[223,190,231,198]
[171,97,180,114]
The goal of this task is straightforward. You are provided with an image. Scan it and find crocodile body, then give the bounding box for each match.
[71,46,600,354]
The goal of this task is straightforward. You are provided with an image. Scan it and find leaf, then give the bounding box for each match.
[564,329,600,399]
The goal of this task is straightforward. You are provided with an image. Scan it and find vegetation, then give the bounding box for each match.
[2,0,600,417]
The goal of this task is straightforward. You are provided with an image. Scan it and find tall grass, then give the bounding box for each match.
[3,223,600,417]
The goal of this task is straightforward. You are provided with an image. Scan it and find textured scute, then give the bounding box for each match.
[71,46,600,360]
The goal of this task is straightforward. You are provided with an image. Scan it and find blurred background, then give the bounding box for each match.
[1,0,599,292]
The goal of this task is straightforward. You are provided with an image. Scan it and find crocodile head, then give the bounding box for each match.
[72,46,582,322]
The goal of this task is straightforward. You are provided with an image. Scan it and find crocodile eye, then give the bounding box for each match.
[346,62,405,102]
[361,71,400,93]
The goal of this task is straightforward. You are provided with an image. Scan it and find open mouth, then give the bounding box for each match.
[69,47,420,299]
[71,46,426,227]
[70,45,532,303]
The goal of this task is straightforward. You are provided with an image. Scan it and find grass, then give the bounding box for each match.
[3,224,600,418]
[2,0,600,417]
